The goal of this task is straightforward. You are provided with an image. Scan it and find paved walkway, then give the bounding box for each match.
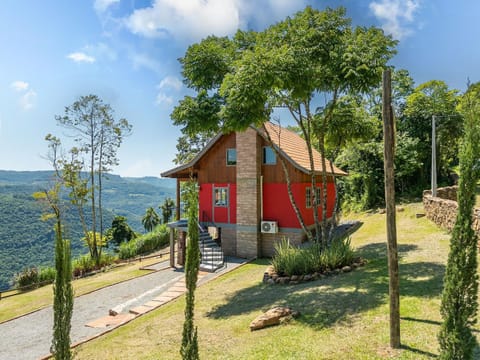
[0,257,247,360]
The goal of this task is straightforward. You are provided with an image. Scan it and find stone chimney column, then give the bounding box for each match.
[236,127,261,258]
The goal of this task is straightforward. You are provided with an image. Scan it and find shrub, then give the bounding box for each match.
[38,266,56,284]
[272,237,355,276]
[72,253,116,277]
[14,267,39,290]
[118,224,170,260]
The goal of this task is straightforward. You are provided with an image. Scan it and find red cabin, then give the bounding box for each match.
[161,122,346,258]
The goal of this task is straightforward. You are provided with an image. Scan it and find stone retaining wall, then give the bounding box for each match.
[423,186,480,235]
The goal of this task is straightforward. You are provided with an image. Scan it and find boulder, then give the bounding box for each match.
[250,306,299,331]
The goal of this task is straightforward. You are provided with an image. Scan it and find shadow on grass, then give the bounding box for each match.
[206,243,445,332]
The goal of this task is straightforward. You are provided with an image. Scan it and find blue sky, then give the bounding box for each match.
[1,0,479,177]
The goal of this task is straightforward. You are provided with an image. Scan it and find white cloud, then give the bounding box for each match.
[67,52,96,63]
[125,0,242,41]
[19,90,37,110]
[94,0,120,13]
[158,76,182,91]
[10,81,29,92]
[155,92,174,106]
[131,53,162,73]
[10,81,37,110]
[369,0,420,40]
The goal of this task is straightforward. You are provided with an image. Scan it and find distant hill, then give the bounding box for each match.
[0,170,175,290]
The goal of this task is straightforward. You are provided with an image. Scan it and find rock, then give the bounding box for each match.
[290,275,299,281]
[109,309,118,316]
[278,277,290,285]
[289,281,299,285]
[303,274,312,282]
[396,206,405,212]
[250,307,299,331]
[379,208,386,214]
[351,263,358,269]
[415,213,426,218]
[341,266,352,273]
[265,265,276,276]
[267,278,275,285]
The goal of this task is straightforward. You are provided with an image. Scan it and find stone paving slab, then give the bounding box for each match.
[85,313,135,329]
[129,305,153,315]
[144,301,163,308]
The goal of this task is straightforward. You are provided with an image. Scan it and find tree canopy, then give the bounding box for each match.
[172,6,397,244]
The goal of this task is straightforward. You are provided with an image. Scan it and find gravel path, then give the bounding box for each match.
[0,257,246,360]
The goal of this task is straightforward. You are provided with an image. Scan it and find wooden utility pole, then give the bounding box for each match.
[382,69,400,348]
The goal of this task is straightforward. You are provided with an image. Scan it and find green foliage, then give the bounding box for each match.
[72,253,116,277]
[14,267,40,290]
[438,83,480,359]
[142,207,160,232]
[107,216,136,247]
[117,224,169,260]
[272,237,355,276]
[160,197,176,224]
[402,80,462,182]
[0,170,175,291]
[181,180,200,360]
[173,6,397,245]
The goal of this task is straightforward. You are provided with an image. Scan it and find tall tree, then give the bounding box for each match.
[438,83,480,359]
[35,140,73,360]
[142,207,160,233]
[160,197,175,224]
[172,6,396,247]
[180,180,200,360]
[402,80,462,183]
[53,95,132,265]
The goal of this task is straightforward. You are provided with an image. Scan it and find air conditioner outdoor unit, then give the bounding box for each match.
[261,220,278,234]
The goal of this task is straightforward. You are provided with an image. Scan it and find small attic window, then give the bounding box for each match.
[263,146,276,165]
[226,148,236,165]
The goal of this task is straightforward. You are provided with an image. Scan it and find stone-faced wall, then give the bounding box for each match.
[423,185,480,235]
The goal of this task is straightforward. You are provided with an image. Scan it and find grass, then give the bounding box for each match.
[73,203,480,359]
[0,255,166,323]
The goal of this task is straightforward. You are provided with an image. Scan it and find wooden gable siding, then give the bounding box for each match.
[197,132,236,184]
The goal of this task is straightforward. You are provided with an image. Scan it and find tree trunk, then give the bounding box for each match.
[382,69,401,349]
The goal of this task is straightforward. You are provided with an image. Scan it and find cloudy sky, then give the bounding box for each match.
[1,0,478,177]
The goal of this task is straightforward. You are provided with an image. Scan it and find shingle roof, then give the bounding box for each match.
[161,122,347,178]
[261,122,347,176]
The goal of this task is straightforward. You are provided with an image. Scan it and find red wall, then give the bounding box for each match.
[199,183,237,224]
[199,181,335,229]
[262,182,336,229]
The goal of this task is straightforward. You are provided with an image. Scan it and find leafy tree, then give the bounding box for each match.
[160,197,175,224]
[142,207,160,233]
[174,132,214,165]
[180,180,200,360]
[34,184,73,359]
[438,83,480,359]
[108,216,136,247]
[52,95,132,265]
[402,80,462,183]
[172,6,396,247]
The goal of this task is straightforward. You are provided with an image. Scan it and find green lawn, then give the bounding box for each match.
[0,255,166,323]
[73,203,480,359]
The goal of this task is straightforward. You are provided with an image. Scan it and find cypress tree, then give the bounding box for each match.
[438,85,480,359]
[180,180,200,360]
[49,193,74,360]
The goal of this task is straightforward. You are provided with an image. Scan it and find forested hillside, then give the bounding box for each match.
[0,170,175,290]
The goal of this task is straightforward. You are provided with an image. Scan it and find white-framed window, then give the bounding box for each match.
[214,187,229,207]
[226,148,237,166]
[263,146,276,165]
[306,187,322,208]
